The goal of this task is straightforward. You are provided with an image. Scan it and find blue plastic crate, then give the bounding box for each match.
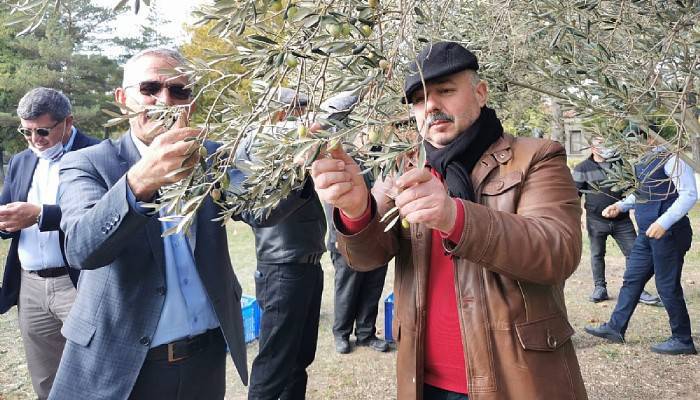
[241,295,261,343]
[384,292,394,343]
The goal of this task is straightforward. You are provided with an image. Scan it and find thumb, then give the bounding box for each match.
[328,144,354,165]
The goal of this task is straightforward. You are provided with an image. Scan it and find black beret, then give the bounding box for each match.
[403,41,479,104]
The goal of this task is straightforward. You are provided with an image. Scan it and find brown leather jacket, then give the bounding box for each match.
[334,134,588,400]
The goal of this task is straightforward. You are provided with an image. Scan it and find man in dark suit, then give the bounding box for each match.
[238,88,326,400]
[0,87,99,399]
[49,48,312,400]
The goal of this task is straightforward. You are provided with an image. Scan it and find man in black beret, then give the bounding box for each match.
[310,41,587,399]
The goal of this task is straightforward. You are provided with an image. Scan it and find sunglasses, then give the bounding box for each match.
[17,119,64,137]
[130,80,193,100]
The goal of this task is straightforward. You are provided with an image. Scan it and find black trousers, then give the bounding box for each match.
[249,261,323,400]
[331,251,388,341]
[129,329,227,400]
[423,384,469,400]
[586,216,637,288]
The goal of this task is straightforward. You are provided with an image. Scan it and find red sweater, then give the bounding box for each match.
[340,181,468,394]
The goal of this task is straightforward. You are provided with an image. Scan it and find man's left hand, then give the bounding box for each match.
[0,202,41,232]
[394,168,456,233]
[646,222,667,239]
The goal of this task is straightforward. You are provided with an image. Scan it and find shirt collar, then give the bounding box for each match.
[130,130,149,157]
[63,126,78,152]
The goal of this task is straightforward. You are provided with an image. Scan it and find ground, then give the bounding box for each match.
[0,208,698,400]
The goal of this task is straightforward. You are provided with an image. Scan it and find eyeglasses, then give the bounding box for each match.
[128,80,193,100]
[17,119,64,137]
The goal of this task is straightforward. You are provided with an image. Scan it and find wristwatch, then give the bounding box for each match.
[35,207,42,225]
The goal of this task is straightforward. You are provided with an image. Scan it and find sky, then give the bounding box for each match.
[94,0,209,46]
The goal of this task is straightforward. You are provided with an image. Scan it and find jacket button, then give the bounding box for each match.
[140,336,151,346]
[546,330,558,349]
[156,286,166,296]
[416,231,422,239]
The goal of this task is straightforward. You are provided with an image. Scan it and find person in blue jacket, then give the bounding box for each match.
[585,126,697,355]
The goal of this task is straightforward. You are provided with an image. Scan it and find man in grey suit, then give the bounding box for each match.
[49,48,312,400]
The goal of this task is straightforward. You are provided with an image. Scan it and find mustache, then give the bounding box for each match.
[426,112,455,127]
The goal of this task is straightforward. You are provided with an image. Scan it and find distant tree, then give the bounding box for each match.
[0,2,122,156]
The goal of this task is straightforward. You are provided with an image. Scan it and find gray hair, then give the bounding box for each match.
[466,70,480,87]
[122,47,188,86]
[17,87,72,121]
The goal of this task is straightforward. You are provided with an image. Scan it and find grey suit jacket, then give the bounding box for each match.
[49,132,311,400]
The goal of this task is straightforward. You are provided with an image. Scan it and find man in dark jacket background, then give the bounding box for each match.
[0,87,99,399]
[573,136,661,305]
[238,88,326,400]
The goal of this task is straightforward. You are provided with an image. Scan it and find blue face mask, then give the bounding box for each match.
[598,147,617,160]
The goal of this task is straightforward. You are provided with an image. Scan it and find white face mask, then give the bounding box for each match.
[30,123,68,161]
[30,141,66,161]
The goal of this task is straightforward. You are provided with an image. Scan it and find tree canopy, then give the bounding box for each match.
[5,0,698,231]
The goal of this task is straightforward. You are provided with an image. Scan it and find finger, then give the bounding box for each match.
[309,122,322,134]
[313,171,352,190]
[156,127,201,146]
[398,196,439,218]
[318,182,354,203]
[402,205,441,226]
[394,185,432,209]
[311,159,346,178]
[173,109,190,129]
[328,145,356,165]
[168,140,201,159]
[396,167,432,189]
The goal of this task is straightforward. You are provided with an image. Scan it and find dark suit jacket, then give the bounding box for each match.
[0,129,100,314]
[49,132,312,400]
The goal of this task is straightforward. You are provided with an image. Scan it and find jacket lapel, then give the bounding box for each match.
[18,154,39,202]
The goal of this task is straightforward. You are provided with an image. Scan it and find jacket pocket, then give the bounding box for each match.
[514,313,574,351]
[480,171,522,213]
[61,316,97,347]
[481,171,522,195]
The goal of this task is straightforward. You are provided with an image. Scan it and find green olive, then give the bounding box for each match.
[211,188,222,201]
[269,0,283,12]
[297,124,308,139]
[286,6,298,18]
[286,54,299,68]
[198,146,208,158]
[368,0,378,8]
[326,23,341,38]
[401,218,410,229]
[328,138,340,151]
[360,24,373,37]
[367,128,380,144]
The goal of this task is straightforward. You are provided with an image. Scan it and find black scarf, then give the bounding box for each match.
[424,107,503,201]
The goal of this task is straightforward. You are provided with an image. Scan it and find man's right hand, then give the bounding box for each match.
[310,146,368,219]
[601,204,621,219]
[127,127,201,201]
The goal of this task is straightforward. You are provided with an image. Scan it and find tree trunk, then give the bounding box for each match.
[549,99,565,144]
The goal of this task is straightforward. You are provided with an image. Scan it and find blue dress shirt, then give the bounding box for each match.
[19,127,77,271]
[127,132,220,347]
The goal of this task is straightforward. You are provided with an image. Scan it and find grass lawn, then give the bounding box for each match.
[0,207,698,399]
